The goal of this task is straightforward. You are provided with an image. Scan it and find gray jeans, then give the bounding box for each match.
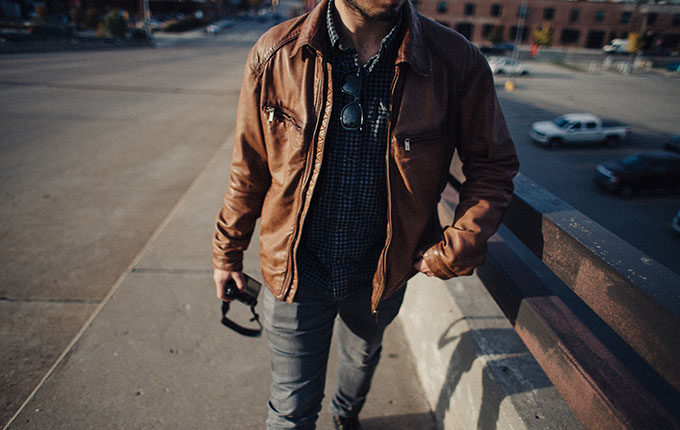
[262,283,406,429]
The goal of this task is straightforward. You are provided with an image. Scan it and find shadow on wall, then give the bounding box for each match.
[434,318,554,430]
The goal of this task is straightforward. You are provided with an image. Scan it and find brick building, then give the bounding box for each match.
[415,0,680,50]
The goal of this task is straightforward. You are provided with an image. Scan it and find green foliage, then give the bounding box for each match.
[487,26,504,45]
[533,25,554,47]
[104,9,128,39]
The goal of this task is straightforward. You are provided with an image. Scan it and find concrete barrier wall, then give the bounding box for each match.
[398,272,583,430]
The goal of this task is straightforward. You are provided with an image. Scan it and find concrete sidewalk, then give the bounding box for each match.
[3,137,435,430]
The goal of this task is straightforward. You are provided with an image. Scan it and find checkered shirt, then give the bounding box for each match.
[296,0,402,300]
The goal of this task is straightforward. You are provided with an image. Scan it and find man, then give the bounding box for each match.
[212,0,519,427]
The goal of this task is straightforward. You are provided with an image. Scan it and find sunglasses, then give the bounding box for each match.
[340,70,363,131]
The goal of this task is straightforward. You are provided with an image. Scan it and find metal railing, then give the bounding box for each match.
[443,169,680,429]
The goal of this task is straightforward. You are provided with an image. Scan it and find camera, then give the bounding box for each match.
[221,273,263,337]
[224,275,261,307]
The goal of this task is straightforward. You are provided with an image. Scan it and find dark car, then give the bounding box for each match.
[479,43,515,56]
[593,151,680,197]
[665,62,680,72]
[664,135,680,153]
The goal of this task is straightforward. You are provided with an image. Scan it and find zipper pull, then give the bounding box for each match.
[404,138,411,151]
[373,309,379,324]
[267,107,275,123]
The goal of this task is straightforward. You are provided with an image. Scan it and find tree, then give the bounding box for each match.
[533,25,554,47]
[627,32,644,54]
[104,10,128,39]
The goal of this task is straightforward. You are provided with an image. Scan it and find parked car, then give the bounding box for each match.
[530,113,631,147]
[204,19,233,34]
[664,136,680,153]
[664,62,680,72]
[488,57,529,75]
[603,38,631,54]
[480,43,515,56]
[673,210,680,235]
[593,151,680,197]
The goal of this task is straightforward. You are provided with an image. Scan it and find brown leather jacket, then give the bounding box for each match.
[212,0,519,311]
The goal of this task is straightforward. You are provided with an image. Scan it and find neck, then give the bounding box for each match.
[333,0,399,64]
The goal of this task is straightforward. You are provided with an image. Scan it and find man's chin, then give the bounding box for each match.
[344,0,405,22]
[363,4,402,22]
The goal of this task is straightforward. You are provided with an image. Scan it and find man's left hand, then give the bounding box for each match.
[413,250,435,277]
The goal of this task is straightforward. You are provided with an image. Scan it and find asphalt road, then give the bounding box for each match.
[0,22,678,427]
[495,62,680,273]
[0,33,257,425]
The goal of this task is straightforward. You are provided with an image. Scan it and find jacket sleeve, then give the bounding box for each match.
[212,48,271,272]
[422,49,519,278]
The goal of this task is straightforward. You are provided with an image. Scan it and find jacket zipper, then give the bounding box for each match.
[264,106,302,131]
[403,132,441,152]
[280,56,328,301]
[373,67,402,315]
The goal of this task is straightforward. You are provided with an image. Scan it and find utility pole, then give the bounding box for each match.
[506,0,528,90]
[142,0,151,36]
[511,0,528,71]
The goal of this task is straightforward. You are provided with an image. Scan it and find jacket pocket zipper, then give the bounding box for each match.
[265,106,302,131]
[402,133,441,152]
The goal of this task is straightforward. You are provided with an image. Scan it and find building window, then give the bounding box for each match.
[543,7,555,21]
[569,9,580,23]
[595,10,605,23]
[647,13,658,26]
[673,14,680,26]
[465,3,476,16]
[482,24,494,38]
[517,5,528,18]
[411,0,421,9]
[491,4,502,17]
[455,22,474,40]
[621,11,631,24]
[510,26,529,41]
[436,1,448,13]
[561,28,581,45]
[485,25,505,43]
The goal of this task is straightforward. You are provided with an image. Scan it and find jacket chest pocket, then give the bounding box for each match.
[262,105,308,186]
[262,105,307,150]
[394,132,442,158]
[392,131,452,201]
[264,106,303,132]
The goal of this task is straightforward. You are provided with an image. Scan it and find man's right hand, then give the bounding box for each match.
[214,269,247,302]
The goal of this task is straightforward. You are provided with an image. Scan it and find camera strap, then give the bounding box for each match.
[221,300,262,337]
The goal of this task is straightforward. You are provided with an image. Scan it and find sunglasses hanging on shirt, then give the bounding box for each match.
[340,70,364,131]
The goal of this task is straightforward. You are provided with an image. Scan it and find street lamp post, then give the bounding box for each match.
[511,0,528,73]
[142,0,151,36]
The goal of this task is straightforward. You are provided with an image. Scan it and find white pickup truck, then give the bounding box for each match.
[530,113,631,147]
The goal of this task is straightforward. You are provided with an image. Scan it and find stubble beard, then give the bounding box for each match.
[342,0,402,22]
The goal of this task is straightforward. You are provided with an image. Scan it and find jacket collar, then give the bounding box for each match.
[291,0,432,76]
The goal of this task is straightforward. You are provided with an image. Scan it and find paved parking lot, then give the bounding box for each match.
[494,61,680,273]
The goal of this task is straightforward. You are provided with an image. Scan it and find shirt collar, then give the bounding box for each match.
[291,0,431,76]
[326,0,402,58]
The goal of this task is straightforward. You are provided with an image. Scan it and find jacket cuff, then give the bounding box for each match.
[212,253,244,273]
[423,243,456,279]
